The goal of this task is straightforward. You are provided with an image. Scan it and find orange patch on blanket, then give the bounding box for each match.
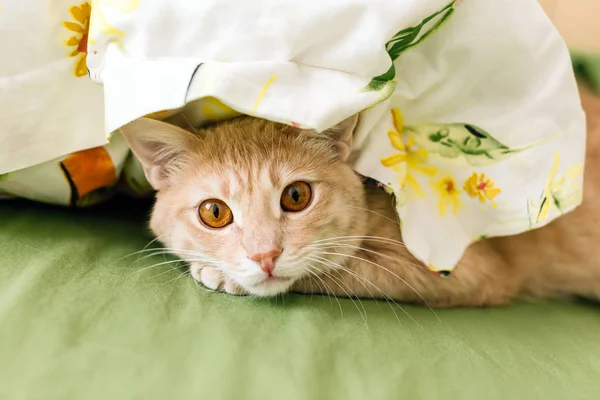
[61,147,117,199]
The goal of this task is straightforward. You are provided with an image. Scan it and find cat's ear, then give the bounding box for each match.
[119,117,198,190]
[323,114,358,162]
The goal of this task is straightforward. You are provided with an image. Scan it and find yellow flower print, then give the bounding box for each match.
[63,3,91,77]
[381,108,438,198]
[431,173,463,216]
[463,172,501,203]
[89,0,140,39]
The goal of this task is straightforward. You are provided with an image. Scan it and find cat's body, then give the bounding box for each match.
[121,90,600,307]
[297,159,600,307]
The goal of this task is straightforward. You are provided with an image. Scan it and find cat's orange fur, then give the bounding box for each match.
[297,90,600,307]
[120,91,600,307]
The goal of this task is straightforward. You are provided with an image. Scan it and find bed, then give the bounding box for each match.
[1,13,600,400]
[1,178,600,399]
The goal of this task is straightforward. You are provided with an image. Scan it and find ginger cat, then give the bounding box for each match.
[120,91,600,307]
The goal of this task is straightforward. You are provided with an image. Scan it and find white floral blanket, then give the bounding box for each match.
[0,0,585,274]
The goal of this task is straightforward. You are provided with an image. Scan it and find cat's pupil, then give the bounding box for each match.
[291,187,300,202]
[212,204,219,218]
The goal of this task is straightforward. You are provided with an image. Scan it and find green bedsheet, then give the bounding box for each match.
[1,198,600,400]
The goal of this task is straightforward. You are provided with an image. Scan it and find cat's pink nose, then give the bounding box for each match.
[249,249,282,276]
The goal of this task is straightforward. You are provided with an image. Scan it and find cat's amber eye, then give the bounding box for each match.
[281,181,312,212]
[198,199,233,228]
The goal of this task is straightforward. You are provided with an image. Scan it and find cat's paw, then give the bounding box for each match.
[194,266,221,290]
[190,264,247,296]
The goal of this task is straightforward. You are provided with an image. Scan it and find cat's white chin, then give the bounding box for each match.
[243,276,296,297]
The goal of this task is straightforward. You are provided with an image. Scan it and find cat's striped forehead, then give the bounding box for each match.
[221,163,314,199]
[217,164,284,198]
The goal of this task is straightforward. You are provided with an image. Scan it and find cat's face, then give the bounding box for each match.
[121,116,368,296]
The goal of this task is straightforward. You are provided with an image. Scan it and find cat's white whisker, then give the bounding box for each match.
[307,263,370,329]
[180,111,198,134]
[306,255,375,296]
[115,234,170,263]
[346,205,400,225]
[140,233,169,251]
[303,268,328,305]
[307,255,409,327]
[132,251,176,264]
[306,256,378,309]
[302,265,345,320]
[311,235,407,248]
[125,259,186,278]
[125,248,216,267]
[156,269,191,288]
[132,247,209,257]
[308,242,424,270]
[148,264,190,280]
[314,251,439,320]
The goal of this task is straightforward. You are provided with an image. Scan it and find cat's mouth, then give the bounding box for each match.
[246,274,296,296]
[256,275,293,286]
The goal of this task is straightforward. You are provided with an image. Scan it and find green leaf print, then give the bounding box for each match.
[527,160,584,226]
[364,1,456,92]
[403,123,525,166]
[0,173,8,181]
[551,184,583,212]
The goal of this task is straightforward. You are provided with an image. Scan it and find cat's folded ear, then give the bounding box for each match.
[119,118,199,190]
[322,114,358,162]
